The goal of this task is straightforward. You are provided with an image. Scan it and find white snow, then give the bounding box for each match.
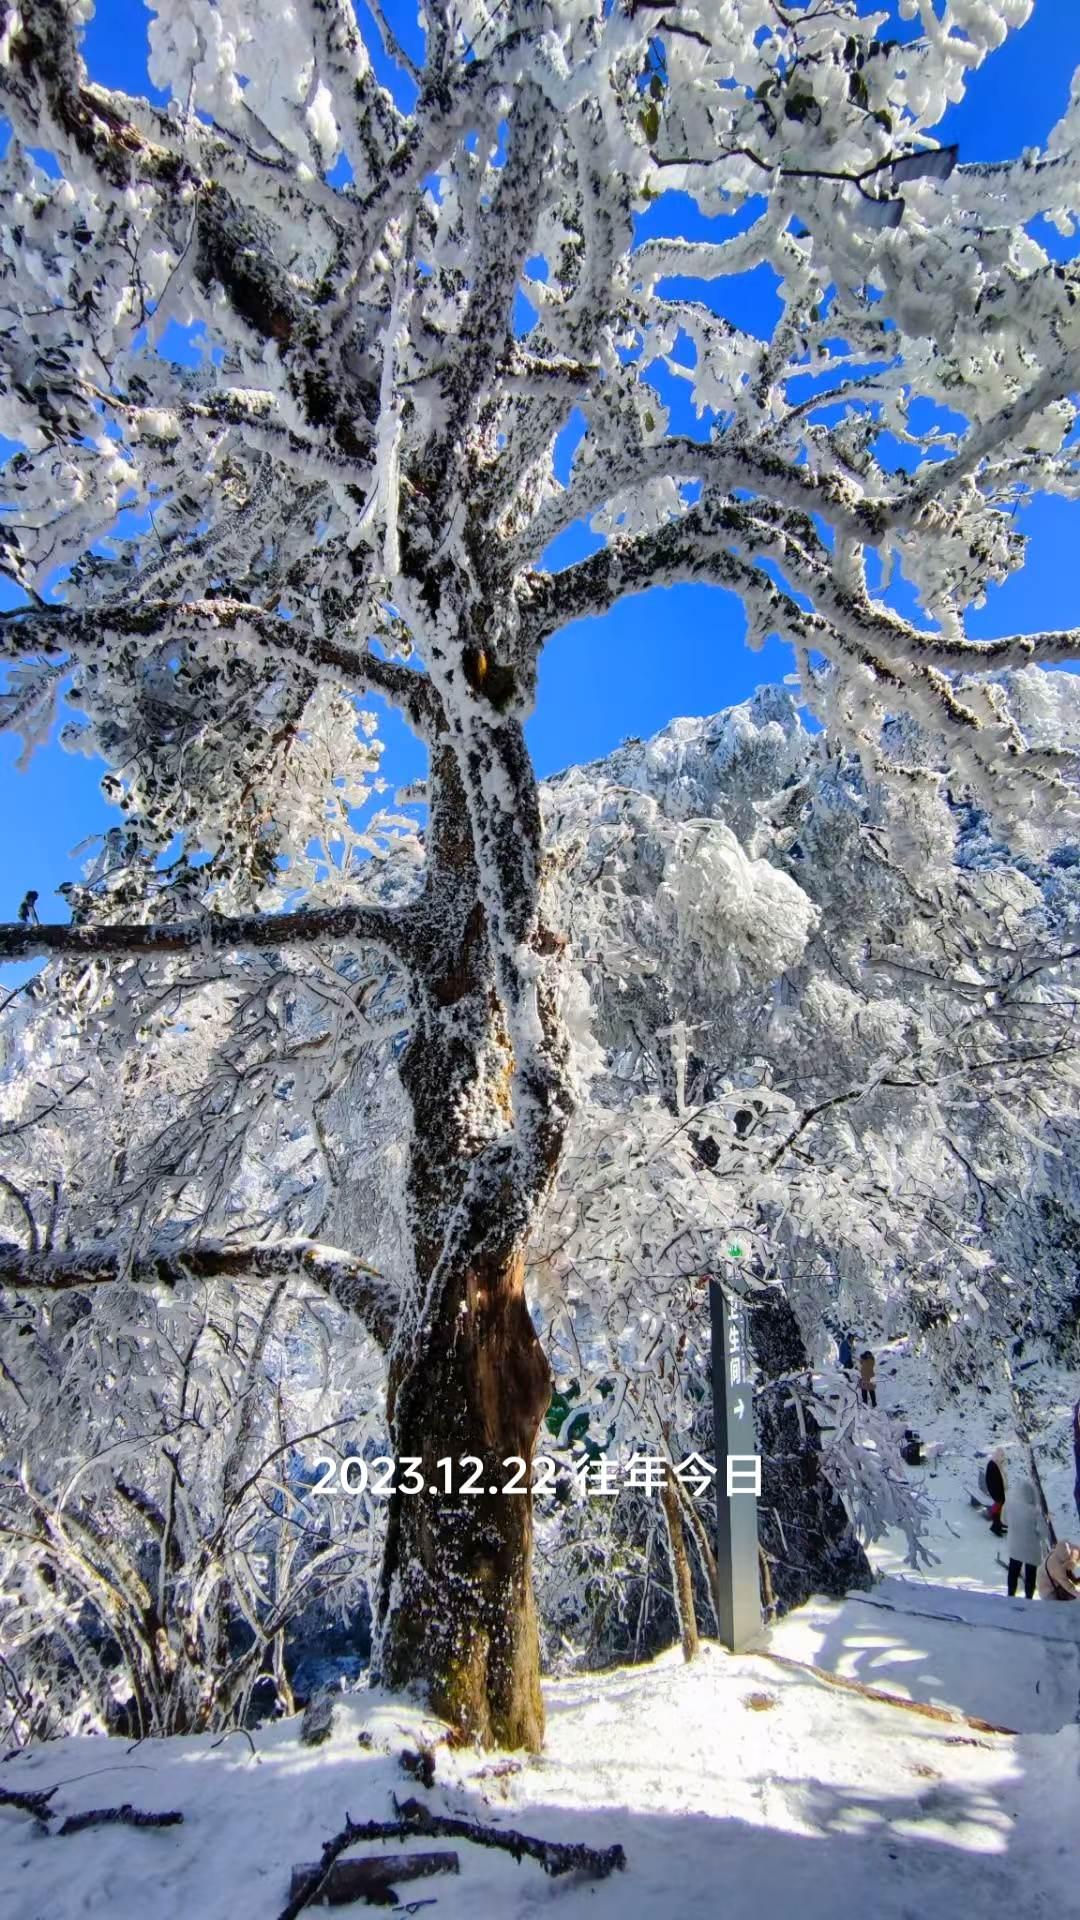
[4,1333,1080,1916]
[770,1586,1080,1735]
[2,1629,1077,1918]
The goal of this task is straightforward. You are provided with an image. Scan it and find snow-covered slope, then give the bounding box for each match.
[1,1648,1076,1920]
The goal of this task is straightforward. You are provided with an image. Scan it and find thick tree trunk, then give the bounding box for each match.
[748,1288,872,1612]
[375,1241,551,1750]
[369,710,570,1750]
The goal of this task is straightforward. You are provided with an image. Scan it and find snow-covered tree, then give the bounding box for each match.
[538,676,1080,1357]
[1,0,1080,1749]
[531,674,1080,1638]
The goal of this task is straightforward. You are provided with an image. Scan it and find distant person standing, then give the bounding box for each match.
[1072,1398,1080,1528]
[838,1331,854,1372]
[857,1350,877,1408]
[977,1448,1008,1537]
[1003,1478,1047,1600]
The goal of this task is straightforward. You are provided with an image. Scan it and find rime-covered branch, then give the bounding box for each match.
[0,901,414,964]
[0,1236,396,1344]
[0,602,441,735]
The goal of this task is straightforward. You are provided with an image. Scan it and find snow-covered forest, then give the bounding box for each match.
[1,0,1080,1912]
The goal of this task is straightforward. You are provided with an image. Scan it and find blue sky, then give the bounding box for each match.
[2,0,1079,942]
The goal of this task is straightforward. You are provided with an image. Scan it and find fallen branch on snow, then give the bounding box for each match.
[0,1785,182,1836]
[278,1794,626,1919]
[287,1849,458,1906]
[57,1803,184,1837]
[0,1783,58,1824]
[392,1795,627,1877]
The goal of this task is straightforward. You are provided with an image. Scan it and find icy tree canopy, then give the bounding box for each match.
[2,0,1080,1752]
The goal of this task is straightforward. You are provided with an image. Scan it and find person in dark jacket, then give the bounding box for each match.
[857,1350,877,1408]
[1072,1398,1080,1529]
[981,1448,1007,1537]
[838,1331,854,1372]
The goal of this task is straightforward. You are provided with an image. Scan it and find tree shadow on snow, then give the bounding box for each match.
[0,1694,1063,1920]
[807,1594,1079,1733]
[426,1765,1048,1920]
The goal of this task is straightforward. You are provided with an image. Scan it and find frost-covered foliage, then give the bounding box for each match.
[1,0,1080,1750]
[530,669,1080,1627]
[5,667,1080,1724]
[0,1272,382,1746]
[538,671,1080,1360]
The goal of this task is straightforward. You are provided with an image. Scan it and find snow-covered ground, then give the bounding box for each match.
[4,1339,1079,1920]
[769,1579,1080,1734]
[1,1645,1077,1920]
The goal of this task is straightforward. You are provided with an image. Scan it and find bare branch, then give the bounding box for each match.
[0,900,413,965]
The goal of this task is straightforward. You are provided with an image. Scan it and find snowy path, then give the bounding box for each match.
[858,1574,1080,1643]
[771,1342,1080,1738]
[1,1647,1076,1920]
[839,1338,1080,1599]
[768,1578,1080,1734]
